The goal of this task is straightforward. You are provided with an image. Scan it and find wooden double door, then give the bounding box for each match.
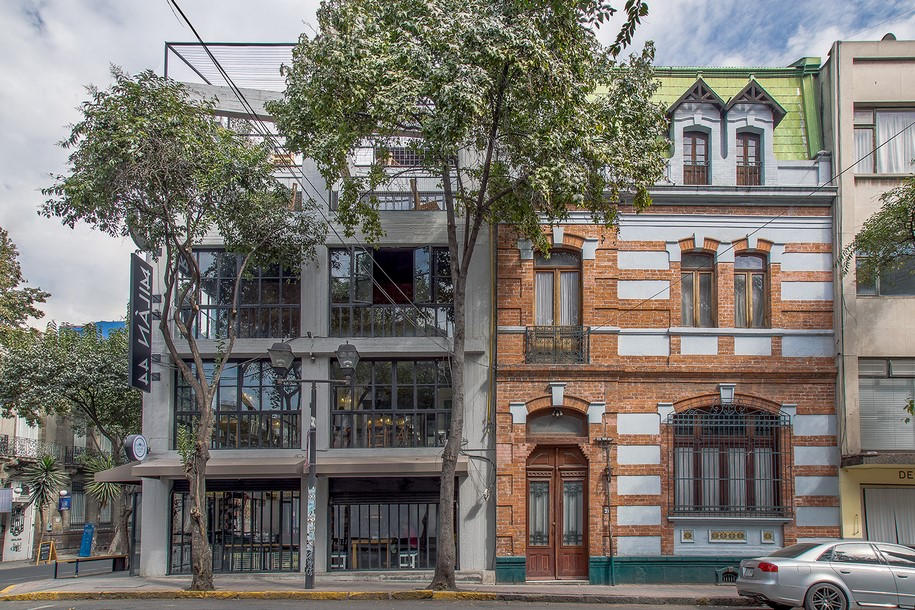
[526,445,588,580]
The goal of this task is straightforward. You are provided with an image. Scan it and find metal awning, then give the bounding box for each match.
[130,456,307,479]
[94,461,142,484]
[315,455,467,476]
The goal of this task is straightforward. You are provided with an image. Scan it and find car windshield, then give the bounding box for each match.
[767,543,821,558]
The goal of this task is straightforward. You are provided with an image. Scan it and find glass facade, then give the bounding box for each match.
[174,360,302,449]
[169,480,300,574]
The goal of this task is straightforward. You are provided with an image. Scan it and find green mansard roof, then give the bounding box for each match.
[652,57,822,160]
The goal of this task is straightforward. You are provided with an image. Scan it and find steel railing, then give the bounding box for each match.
[683,161,709,185]
[524,326,590,364]
[331,410,451,449]
[0,435,112,465]
[330,303,453,338]
[737,162,762,186]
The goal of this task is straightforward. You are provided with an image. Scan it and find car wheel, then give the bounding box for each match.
[766,603,793,610]
[804,582,847,610]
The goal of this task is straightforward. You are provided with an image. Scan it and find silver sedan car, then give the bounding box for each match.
[736,540,915,610]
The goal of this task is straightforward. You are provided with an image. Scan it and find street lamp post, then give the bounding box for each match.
[268,341,359,590]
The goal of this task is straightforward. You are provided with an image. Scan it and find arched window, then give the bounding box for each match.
[736,133,761,185]
[734,254,768,328]
[534,250,581,326]
[671,405,789,516]
[683,131,709,185]
[681,252,715,327]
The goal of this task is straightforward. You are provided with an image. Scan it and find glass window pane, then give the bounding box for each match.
[878,255,915,295]
[698,272,714,327]
[856,257,877,295]
[528,481,550,546]
[681,253,713,268]
[534,250,580,267]
[559,271,580,326]
[876,111,915,174]
[831,543,881,565]
[875,544,915,567]
[681,272,694,326]
[751,273,766,328]
[414,248,431,303]
[734,274,748,328]
[735,255,764,270]
[854,109,874,125]
[701,447,720,507]
[562,481,583,545]
[854,128,875,173]
[535,272,554,325]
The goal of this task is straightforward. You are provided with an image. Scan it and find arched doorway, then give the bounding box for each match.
[526,445,588,580]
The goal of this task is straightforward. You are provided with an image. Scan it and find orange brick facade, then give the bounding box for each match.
[494,205,839,582]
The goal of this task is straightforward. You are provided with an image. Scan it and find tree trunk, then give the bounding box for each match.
[187,445,213,590]
[430,272,466,590]
[106,491,132,555]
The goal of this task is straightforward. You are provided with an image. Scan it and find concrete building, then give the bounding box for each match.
[494,61,840,584]
[131,51,494,579]
[819,36,915,545]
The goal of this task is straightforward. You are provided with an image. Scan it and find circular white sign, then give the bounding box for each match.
[125,434,149,461]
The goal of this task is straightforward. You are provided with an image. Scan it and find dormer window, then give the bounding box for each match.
[736,133,761,186]
[683,131,709,185]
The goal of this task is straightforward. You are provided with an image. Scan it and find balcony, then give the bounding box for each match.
[525,326,590,364]
[330,304,453,338]
[737,162,762,186]
[331,410,451,449]
[683,161,709,185]
[0,435,111,466]
[331,191,444,211]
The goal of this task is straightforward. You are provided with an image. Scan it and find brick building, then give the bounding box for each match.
[494,61,840,584]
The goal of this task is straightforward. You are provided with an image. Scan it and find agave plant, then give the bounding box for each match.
[83,453,121,510]
[22,454,67,545]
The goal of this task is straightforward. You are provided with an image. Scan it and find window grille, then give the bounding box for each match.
[69,483,86,529]
[668,403,792,517]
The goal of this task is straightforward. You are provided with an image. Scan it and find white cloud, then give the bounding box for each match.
[0,0,913,325]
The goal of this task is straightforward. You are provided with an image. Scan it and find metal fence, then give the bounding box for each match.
[0,435,110,466]
[330,304,453,338]
[524,326,590,364]
[331,410,451,449]
[667,405,793,518]
[737,163,762,186]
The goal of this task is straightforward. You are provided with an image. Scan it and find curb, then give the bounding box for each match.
[0,589,760,605]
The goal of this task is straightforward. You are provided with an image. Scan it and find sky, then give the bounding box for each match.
[1,0,913,326]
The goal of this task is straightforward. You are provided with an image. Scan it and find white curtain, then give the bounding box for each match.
[754,448,775,509]
[855,128,875,173]
[535,272,553,325]
[876,111,915,173]
[728,448,747,509]
[559,271,580,325]
[675,447,694,508]
[701,447,720,507]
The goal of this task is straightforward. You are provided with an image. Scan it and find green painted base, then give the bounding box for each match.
[494,556,526,583]
[595,555,750,584]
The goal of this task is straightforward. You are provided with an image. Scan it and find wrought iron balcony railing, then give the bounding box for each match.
[330,303,453,338]
[331,410,451,449]
[524,326,590,364]
[0,435,111,465]
[737,162,762,186]
[683,160,709,185]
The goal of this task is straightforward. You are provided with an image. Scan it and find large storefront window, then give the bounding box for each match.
[330,359,452,449]
[169,480,300,574]
[670,405,790,517]
[859,358,915,450]
[328,477,450,571]
[329,246,453,337]
[175,360,301,449]
[182,249,301,340]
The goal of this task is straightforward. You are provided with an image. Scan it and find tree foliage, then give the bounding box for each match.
[269,0,667,589]
[0,323,140,445]
[0,226,49,341]
[42,67,325,590]
[22,454,67,550]
[843,175,915,280]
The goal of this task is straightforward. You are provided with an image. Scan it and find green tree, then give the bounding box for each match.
[0,322,141,553]
[268,0,666,589]
[0,226,49,342]
[22,454,67,556]
[41,68,325,590]
[843,175,915,422]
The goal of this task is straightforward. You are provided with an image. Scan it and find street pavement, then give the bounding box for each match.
[0,599,759,610]
[0,562,114,589]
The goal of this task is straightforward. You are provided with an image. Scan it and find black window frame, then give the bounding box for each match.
[174,359,302,450]
[181,249,301,340]
[330,358,452,449]
[328,246,453,338]
[670,404,791,518]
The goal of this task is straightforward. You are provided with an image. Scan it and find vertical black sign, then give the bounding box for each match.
[129,253,153,392]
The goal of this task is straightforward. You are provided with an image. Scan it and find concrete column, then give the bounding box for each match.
[139,477,171,577]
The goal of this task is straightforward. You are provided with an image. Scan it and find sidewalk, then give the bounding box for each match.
[0,572,760,605]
